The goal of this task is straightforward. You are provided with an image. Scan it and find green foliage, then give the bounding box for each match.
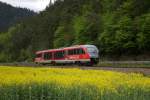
[0,1,35,32]
[73,16,87,44]
[119,0,150,17]
[136,13,150,51]
[54,25,75,48]
[0,0,150,62]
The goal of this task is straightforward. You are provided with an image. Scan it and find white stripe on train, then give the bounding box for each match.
[36,59,91,64]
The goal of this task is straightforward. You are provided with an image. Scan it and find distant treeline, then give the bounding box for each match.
[0,0,150,62]
[0,2,35,32]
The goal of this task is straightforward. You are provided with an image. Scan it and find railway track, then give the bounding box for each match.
[0,62,150,76]
[81,67,150,76]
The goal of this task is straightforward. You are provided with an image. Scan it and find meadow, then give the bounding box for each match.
[0,66,149,100]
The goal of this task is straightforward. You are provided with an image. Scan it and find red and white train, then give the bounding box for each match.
[35,45,99,66]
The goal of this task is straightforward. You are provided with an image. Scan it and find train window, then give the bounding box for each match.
[76,49,81,54]
[54,51,65,59]
[68,50,70,55]
[68,49,75,55]
[73,49,76,55]
[87,47,97,53]
[44,52,52,60]
[68,50,73,55]
[68,48,85,55]
[71,50,73,55]
[73,48,85,55]
[36,54,42,58]
[79,48,85,54]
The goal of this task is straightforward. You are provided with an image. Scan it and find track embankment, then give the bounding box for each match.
[81,67,150,76]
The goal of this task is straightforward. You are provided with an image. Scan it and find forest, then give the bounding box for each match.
[0,2,35,32]
[0,0,150,62]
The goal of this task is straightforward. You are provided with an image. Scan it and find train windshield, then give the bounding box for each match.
[87,47,98,53]
[86,46,99,58]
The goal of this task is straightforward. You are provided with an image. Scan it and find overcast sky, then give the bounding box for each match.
[0,0,53,12]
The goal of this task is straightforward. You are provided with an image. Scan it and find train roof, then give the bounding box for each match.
[36,45,97,54]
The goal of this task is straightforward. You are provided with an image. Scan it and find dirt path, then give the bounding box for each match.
[52,66,150,76]
[80,67,150,76]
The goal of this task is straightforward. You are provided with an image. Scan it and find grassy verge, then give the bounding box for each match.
[98,61,150,68]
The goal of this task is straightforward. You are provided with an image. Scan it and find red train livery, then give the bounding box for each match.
[35,45,99,65]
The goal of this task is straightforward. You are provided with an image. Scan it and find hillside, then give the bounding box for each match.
[0,1,35,32]
[0,0,150,62]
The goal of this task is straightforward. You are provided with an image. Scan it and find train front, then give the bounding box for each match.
[84,45,99,65]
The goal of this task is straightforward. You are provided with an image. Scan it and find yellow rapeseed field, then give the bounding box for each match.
[0,66,149,100]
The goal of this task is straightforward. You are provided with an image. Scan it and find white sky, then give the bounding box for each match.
[0,0,53,12]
